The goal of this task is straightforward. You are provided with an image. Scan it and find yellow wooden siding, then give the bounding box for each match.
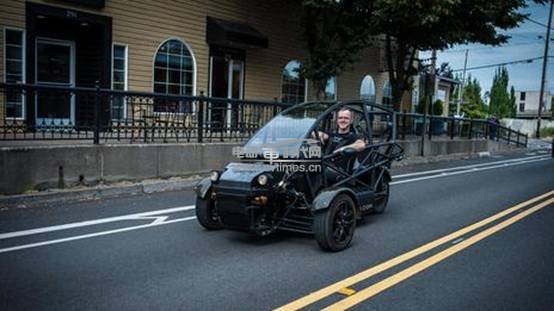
[0,0,395,110]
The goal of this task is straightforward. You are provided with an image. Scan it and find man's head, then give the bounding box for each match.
[336,107,353,133]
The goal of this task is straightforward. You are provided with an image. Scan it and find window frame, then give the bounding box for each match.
[359,74,376,102]
[3,26,26,120]
[151,37,197,115]
[111,42,128,120]
[324,76,337,101]
[280,60,307,105]
[382,80,392,106]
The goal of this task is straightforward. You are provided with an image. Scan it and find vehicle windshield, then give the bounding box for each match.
[244,102,330,154]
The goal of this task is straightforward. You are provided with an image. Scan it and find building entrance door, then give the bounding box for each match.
[209,47,244,131]
[35,38,75,126]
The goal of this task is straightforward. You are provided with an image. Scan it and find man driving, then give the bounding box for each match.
[315,107,366,154]
[313,107,366,183]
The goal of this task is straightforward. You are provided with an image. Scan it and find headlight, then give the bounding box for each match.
[210,171,220,182]
[257,174,268,186]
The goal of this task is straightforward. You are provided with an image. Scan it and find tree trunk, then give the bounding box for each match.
[313,79,327,100]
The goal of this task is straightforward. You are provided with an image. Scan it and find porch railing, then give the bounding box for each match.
[0,82,527,147]
[0,82,289,144]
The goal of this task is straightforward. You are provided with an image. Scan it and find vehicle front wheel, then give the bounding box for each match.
[195,193,222,230]
[313,194,356,252]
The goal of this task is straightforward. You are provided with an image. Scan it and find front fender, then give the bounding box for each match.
[193,177,212,199]
[312,187,359,212]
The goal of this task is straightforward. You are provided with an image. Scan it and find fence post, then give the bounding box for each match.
[273,97,278,117]
[428,116,432,140]
[198,91,204,143]
[94,80,100,144]
[507,128,511,145]
[468,119,473,139]
[402,113,406,140]
[450,119,455,139]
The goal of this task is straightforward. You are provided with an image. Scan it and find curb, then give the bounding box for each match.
[0,178,202,209]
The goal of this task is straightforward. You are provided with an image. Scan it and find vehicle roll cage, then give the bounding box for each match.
[278,100,403,203]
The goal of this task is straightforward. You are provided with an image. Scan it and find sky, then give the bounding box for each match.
[419,1,553,99]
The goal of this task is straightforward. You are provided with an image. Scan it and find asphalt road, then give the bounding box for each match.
[1,151,553,310]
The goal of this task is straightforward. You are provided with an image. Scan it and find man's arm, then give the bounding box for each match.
[334,139,365,153]
[311,130,329,143]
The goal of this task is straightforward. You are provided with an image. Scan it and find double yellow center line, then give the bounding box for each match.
[276,190,554,311]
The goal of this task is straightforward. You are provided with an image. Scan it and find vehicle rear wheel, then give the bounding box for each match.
[373,175,390,214]
[195,193,222,230]
[313,194,356,252]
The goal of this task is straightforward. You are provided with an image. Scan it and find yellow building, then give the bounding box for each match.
[1,0,400,127]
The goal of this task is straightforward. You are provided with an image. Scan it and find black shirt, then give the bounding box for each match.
[326,131,362,153]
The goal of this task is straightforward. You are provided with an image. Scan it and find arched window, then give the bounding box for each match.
[324,76,337,100]
[360,75,376,102]
[281,60,305,105]
[153,39,195,112]
[383,80,392,106]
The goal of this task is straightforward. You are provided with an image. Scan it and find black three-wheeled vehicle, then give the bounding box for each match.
[194,101,403,251]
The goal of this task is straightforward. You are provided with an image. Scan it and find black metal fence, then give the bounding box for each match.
[395,113,528,147]
[0,83,289,144]
[0,82,527,147]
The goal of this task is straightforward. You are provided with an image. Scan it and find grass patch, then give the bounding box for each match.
[540,127,554,138]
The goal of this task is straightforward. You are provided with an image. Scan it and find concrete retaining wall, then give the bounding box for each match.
[0,139,518,195]
[502,118,554,136]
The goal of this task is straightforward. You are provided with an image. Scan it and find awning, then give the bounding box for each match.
[206,17,268,49]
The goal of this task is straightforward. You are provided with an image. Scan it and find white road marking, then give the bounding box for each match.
[391,157,549,185]
[0,154,550,254]
[392,155,549,179]
[0,216,196,254]
[130,215,170,225]
[0,205,195,240]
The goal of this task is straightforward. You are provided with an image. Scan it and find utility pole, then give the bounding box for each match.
[536,0,553,138]
[457,49,469,116]
[421,49,437,156]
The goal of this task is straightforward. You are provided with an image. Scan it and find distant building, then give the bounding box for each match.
[514,91,553,119]
[414,74,460,115]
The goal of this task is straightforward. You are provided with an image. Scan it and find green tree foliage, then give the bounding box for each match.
[461,75,487,119]
[299,0,545,107]
[489,67,514,118]
[436,63,454,79]
[372,0,544,110]
[510,86,517,117]
[299,0,375,98]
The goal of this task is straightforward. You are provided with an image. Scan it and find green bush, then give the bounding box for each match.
[416,96,428,114]
[433,100,444,116]
[416,97,444,116]
[540,127,554,137]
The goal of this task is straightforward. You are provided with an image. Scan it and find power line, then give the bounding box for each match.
[525,16,554,30]
[442,41,543,54]
[451,56,544,72]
